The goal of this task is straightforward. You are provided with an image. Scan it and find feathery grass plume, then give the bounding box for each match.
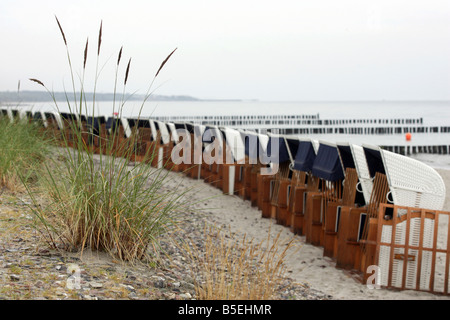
[117,46,123,66]
[155,48,177,77]
[17,80,20,93]
[97,20,102,56]
[124,58,131,85]
[83,38,89,69]
[55,15,67,46]
[29,78,45,87]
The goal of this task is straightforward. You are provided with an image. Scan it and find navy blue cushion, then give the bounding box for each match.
[311,143,345,181]
[293,141,316,171]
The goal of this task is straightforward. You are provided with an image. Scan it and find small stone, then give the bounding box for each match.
[120,284,135,292]
[128,292,139,300]
[10,274,20,282]
[180,293,192,299]
[164,292,176,300]
[89,282,103,289]
[172,282,181,288]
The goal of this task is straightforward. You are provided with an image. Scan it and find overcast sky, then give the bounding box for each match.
[0,0,449,101]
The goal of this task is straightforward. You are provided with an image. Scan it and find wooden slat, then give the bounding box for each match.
[445,212,450,294]
[415,209,425,290]
[401,207,412,290]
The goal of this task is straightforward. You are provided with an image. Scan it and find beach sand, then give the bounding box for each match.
[164,167,450,300]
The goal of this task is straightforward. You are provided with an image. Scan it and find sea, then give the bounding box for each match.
[9,99,450,170]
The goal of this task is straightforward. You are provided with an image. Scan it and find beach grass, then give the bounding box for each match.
[25,17,186,262]
[0,114,50,193]
[185,226,295,300]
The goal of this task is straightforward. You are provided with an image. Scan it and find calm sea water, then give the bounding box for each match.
[18,100,450,124]
[14,100,450,169]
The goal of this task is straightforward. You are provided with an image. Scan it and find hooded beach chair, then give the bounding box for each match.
[186,124,204,179]
[165,122,183,172]
[369,147,449,293]
[287,139,320,235]
[43,111,63,142]
[176,122,195,174]
[159,121,181,171]
[59,112,80,148]
[85,116,108,154]
[32,111,48,132]
[125,118,151,162]
[264,134,298,225]
[240,132,271,205]
[220,127,246,196]
[151,121,172,169]
[170,122,190,172]
[322,143,365,259]
[234,130,259,201]
[334,144,391,271]
[248,133,270,206]
[303,141,345,246]
[105,116,131,157]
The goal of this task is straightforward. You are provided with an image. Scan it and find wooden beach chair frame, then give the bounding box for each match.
[287,139,320,235]
[304,141,345,247]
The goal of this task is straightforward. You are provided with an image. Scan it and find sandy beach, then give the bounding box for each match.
[163,167,450,300]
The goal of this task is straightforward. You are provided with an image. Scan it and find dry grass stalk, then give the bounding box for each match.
[55,15,67,46]
[184,225,297,300]
[124,58,131,85]
[83,38,89,69]
[155,48,177,77]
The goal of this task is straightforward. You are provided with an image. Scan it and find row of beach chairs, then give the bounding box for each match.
[2,107,450,295]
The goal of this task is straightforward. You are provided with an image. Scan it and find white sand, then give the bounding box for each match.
[164,168,450,300]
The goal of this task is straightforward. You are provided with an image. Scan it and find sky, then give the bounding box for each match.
[0,0,449,101]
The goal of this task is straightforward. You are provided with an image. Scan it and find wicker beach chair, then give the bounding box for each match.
[165,122,181,171]
[204,126,226,189]
[43,111,63,142]
[221,127,246,195]
[287,138,320,235]
[265,134,298,225]
[154,121,172,168]
[235,130,261,201]
[248,132,270,206]
[322,143,363,259]
[86,116,107,154]
[365,146,448,292]
[105,116,130,157]
[335,144,390,271]
[304,141,345,247]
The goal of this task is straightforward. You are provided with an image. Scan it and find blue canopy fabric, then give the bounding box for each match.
[202,126,215,143]
[241,132,259,160]
[87,116,106,132]
[264,136,290,164]
[363,146,386,178]
[184,123,194,134]
[311,143,345,181]
[106,117,120,131]
[337,145,355,170]
[174,123,186,130]
[286,138,300,160]
[293,140,316,172]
